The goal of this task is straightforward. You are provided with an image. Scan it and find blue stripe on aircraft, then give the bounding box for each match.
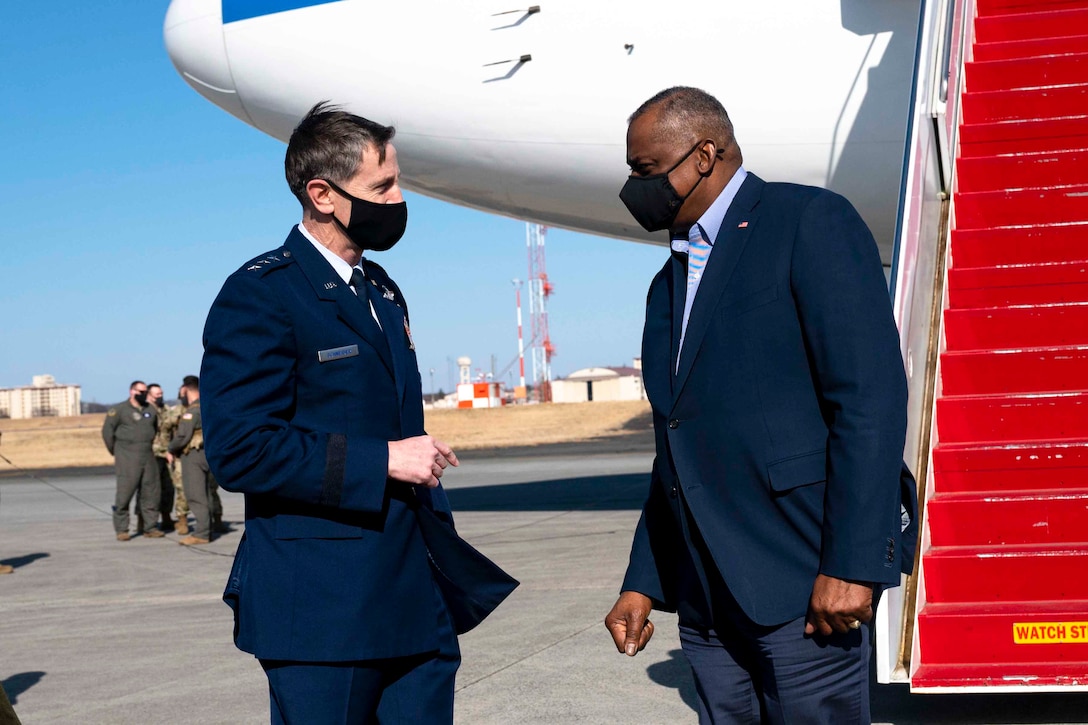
[223,0,342,24]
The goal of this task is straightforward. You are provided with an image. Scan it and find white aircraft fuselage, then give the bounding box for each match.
[164,0,922,260]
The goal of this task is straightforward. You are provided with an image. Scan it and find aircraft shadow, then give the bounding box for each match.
[0,553,49,570]
[446,473,647,512]
[2,671,45,706]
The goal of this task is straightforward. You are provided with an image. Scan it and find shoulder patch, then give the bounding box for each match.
[107,408,117,416]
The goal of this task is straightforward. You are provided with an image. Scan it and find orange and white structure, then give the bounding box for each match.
[455,356,504,409]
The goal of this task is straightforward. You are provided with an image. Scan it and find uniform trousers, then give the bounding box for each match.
[112,448,160,535]
[169,456,189,517]
[259,587,460,724]
[180,449,214,540]
[153,456,174,521]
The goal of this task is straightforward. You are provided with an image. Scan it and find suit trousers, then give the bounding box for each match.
[679,611,871,725]
[676,496,874,724]
[259,584,460,724]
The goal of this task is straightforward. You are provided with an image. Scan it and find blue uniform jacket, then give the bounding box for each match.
[201,228,451,662]
[623,174,917,626]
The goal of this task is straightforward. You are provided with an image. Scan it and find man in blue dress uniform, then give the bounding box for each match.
[202,102,462,723]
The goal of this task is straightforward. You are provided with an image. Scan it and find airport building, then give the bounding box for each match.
[0,375,82,419]
[550,359,646,404]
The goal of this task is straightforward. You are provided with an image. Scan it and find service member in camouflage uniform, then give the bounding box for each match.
[147,384,176,531]
[151,384,190,535]
[169,376,216,545]
[101,381,163,541]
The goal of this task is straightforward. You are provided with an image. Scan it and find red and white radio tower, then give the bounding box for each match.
[526,223,554,402]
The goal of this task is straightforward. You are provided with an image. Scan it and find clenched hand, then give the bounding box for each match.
[804,574,874,636]
[605,591,655,656]
[388,435,459,487]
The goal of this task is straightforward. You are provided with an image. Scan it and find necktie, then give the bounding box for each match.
[349,268,383,331]
[349,267,367,297]
[677,224,712,367]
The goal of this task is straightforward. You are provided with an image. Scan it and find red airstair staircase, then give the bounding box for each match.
[911,0,1088,690]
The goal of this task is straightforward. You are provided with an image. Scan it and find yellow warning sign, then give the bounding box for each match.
[1013,622,1088,644]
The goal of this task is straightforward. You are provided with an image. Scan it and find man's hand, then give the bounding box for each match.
[605,591,655,656]
[165,452,175,465]
[387,435,459,488]
[804,573,874,636]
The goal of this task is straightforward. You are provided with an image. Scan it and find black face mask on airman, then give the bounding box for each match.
[618,140,718,232]
[325,179,407,252]
[134,391,148,406]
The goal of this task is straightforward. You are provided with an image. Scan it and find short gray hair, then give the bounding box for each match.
[285,101,396,207]
[629,87,741,162]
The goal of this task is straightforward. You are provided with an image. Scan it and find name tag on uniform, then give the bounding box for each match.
[318,344,359,363]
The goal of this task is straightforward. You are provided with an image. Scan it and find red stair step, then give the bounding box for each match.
[947,261,1088,308]
[917,601,1088,666]
[962,84,1088,124]
[912,662,1088,690]
[976,8,1088,45]
[959,116,1088,157]
[945,303,1088,351]
[955,185,1088,229]
[957,149,1088,192]
[937,392,1088,443]
[966,53,1088,93]
[941,346,1088,395]
[951,222,1088,267]
[979,0,1088,16]
[934,440,1088,493]
[927,490,1088,546]
[974,35,1088,62]
[924,544,1088,602]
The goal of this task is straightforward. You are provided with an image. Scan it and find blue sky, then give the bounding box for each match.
[1,3,665,404]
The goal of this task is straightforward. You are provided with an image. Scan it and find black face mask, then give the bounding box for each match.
[325,179,407,252]
[134,392,148,406]
[179,393,189,407]
[619,140,714,232]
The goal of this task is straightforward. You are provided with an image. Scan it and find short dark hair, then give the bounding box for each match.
[182,375,199,391]
[285,101,396,208]
[629,87,742,163]
[130,380,146,391]
[148,383,162,391]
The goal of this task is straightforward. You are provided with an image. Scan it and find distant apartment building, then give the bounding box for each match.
[0,375,82,419]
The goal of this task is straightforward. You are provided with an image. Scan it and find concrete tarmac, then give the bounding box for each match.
[1,450,1087,724]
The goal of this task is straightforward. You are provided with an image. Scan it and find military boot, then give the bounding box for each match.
[175,516,189,535]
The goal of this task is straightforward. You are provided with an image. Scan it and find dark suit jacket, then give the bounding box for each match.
[201,228,452,661]
[622,174,917,627]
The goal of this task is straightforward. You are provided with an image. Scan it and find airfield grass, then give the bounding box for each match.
[0,400,652,472]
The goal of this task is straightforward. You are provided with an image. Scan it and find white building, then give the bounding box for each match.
[0,375,82,419]
[550,359,646,404]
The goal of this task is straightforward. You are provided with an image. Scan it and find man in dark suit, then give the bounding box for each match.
[202,102,461,723]
[605,87,915,724]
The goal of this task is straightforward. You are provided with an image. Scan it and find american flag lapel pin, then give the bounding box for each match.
[738,221,749,228]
